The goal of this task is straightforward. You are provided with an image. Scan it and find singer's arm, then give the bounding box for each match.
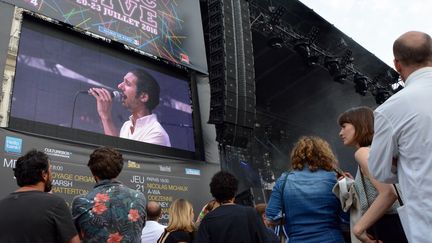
[89,88,119,136]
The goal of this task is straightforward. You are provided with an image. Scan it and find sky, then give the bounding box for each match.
[298,0,432,68]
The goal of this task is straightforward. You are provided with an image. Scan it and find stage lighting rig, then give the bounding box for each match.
[268,6,286,25]
[353,73,369,96]
[294,39,319,66]
[267,33,284,48]
[391,80,405,93]
[325,56,347,83]
[374,87,392,104]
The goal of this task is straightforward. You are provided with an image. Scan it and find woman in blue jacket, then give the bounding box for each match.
[266,136,347,243]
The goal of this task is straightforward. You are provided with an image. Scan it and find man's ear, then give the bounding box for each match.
[139,92,149,103]
[42,171,48,181]
[394,59,402,73]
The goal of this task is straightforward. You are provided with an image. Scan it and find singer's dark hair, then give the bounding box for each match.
[13,150,50,187]
[130,69,160,111]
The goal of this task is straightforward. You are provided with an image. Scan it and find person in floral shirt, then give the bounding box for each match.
[72,147,146,243]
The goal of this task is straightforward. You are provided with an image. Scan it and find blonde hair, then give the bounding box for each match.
[166,199,195,233]
[291,136,338,172]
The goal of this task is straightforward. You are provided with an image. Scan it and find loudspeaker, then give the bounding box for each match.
[207,0,255,147]
[234,188,254,207]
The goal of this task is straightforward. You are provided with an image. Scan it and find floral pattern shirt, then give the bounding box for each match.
[72,179,146,243]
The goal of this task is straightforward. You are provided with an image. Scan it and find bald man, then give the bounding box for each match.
[141,201,166,243]
[369,31,432,242]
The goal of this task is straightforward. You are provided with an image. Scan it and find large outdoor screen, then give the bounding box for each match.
[1,0,208,73]
[10,16,197,153]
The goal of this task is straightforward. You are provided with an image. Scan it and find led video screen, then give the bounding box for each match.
[10,17,196,152]
[1,0,208,73]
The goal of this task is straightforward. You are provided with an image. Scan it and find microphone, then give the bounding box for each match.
[79,89,123,102]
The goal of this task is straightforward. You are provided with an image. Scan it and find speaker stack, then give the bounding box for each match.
[207,0,256,148]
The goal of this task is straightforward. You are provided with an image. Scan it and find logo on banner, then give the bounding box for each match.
[44,148,72,159]
[159,165,171,172]
[127,160,141,169]
[4,136,23,154]
[180,53,190,64]
[185,168,200,176]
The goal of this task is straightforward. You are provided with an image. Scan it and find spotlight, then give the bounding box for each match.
[269,6,286,25]
[267,34,284,48]
[294,40,319,66]
[375,87,391,104]
[391,81,404,93]
[324,57,339,75]
[354,73,368,96]
[325,56,346,83]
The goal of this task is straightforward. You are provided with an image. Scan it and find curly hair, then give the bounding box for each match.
[87,147,123,180]
[338,106,374,147]
[291,136,338,172]
[13,150,50,187]
[166,198,195,233]
[210,171,238,203]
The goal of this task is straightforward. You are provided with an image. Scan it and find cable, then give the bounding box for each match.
[70,91,82,128]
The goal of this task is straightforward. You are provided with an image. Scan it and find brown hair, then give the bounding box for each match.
[166,199,195,233]
[393,32,432,67]
[291,136,338,172]
[338,106,374,147]
[87,147,123,180]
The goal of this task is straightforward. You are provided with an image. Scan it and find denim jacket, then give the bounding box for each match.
[266,167,347,243]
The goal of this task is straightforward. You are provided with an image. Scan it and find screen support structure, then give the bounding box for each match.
[0,7,23,127]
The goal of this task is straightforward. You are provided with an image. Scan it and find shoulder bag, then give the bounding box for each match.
[360,170,408,243]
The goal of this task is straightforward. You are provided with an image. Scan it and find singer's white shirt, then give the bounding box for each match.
[120,114,171,147]
[369,67,432,243]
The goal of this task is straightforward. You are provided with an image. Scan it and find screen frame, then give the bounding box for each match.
[4,10,204,161]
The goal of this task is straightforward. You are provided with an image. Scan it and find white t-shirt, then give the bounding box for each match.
[119,114,171,147]
[141,220,166,243]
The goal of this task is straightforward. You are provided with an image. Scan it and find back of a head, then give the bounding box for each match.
[210,171,238,203]
[393,31,432,67]
[291,136,338,172]
[166,198,194,233]
[131,69,160,111]
[338,106,374,147]
[87,147,123,180]
[146,201,162,221]
[13,150,49,187]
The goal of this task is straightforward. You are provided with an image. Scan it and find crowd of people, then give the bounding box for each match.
[0,30,431,242]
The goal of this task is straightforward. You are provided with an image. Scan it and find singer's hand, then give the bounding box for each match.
[89,88,113,120]
[89,88,119,137]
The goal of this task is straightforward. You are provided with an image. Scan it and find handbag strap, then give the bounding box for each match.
[279,172,289,240]
[157,229,171,243]
[359,168,372,208]
[393,184,404,206]
[359,168,380,243]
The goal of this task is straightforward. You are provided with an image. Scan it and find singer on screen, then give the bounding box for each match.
[89,69,171,147]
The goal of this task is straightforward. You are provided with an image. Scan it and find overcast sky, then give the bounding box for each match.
[298,0,432,68]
